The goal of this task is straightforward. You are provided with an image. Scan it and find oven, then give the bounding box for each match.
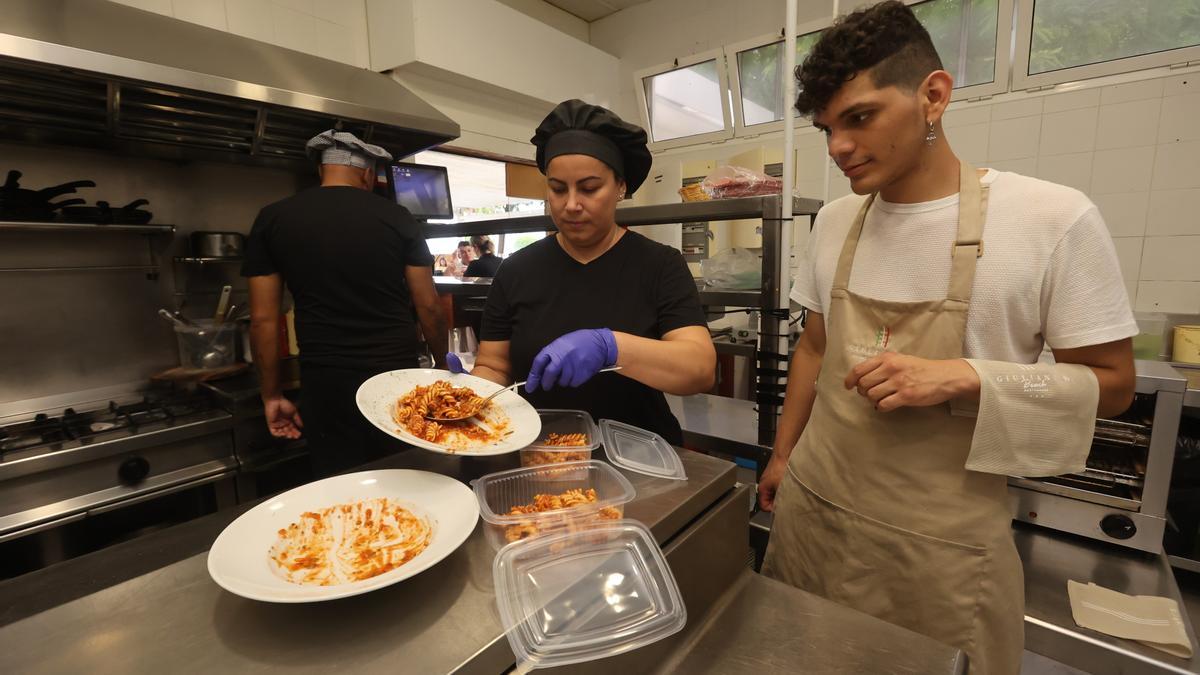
[1008,360,1187,553]
[0,387,239,578]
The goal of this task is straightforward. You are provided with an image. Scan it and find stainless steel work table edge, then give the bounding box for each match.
[0,447,737,674]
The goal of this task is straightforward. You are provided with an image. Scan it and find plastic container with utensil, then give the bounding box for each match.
[174,319,237,369]
[473,460,636,551]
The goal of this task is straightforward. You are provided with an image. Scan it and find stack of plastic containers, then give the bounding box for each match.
[492,519,687,669]
[473,460,635,551]
[474,412,692,669]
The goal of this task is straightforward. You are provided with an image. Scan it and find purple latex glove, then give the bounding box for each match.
[446,352,465,374]
[527,329,618,392]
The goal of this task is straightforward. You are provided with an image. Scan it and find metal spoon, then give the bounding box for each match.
[426,366,622,421]
[158,308,189,330]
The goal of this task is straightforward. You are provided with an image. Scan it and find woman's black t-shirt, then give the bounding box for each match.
[480,231,705,444]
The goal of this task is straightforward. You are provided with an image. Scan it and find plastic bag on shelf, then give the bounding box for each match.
[700,165,784,199]
[700,247,760,289]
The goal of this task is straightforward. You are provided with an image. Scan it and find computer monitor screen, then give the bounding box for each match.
[388,162,453,220]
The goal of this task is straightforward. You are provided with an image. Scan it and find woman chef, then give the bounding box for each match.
[448,99,716,444]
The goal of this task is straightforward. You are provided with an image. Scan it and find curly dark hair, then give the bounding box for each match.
[795,1,943,116]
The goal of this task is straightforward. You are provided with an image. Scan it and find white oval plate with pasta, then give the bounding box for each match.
[356,369,540,455]
[207,469,478,603]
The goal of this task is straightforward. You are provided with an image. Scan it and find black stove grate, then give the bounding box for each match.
[0,389,217,458]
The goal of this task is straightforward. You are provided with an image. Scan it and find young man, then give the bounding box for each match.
[757,3,1137,673]
[243,130,447,477]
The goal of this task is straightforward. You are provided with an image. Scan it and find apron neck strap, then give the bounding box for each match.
[831,161,988,304]
[947,160,986,303]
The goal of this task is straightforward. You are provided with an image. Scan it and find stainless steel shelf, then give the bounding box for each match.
[420,195,823,237]
[417,194,824,450]
[1174,363,1200,410]
[699,288,761,306]
[174,257,243,264]
[0,265,160,274]
[0,221,175,234]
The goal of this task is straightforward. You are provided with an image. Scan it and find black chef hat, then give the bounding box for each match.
[531,99,652,197]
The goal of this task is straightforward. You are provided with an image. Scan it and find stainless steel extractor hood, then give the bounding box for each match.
[0,0,460,170]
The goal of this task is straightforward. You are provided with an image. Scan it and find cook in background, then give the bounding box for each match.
[756,3,1137,674]
[464,235,503,277]
[243,129,448,477]
[449,100,716,443]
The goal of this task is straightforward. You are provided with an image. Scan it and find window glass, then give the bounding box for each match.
[643,59,726,141]
[737,31,823,126]
[912,0,999,88]
[1028,0,1200,74]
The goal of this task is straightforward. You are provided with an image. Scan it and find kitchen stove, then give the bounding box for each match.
[0,389,219,459]
[0,385,238,577]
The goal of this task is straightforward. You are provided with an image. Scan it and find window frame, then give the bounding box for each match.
[1012,0,1200,91]
[724,20,829,138]
[634,48,735,152]
[903,0,1014,100]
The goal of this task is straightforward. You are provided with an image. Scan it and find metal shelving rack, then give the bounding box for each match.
[0,222,175,235]
[0,221,175,278]
[423,194,823,445]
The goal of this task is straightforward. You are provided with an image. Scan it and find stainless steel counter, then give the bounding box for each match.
[0,448,736,674]
[660,569,967,674]
[0,442,971,674]
[1019,524,1200,674]
[434,277,493,296]
[1180,365,1199,410]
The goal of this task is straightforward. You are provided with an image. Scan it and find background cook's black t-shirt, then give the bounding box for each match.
[481,231,705,444]
[241,186,434,371]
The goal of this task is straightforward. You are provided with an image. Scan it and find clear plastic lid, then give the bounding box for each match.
[492,519,687,669]
[526,409,601,452]
[599,419,688,481]
[473,460,636,526]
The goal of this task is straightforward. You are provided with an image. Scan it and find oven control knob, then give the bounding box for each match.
[1101,514,1136,540]
[118,457,150,485]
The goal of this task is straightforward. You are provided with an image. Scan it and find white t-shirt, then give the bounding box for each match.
[791,170,1138,363]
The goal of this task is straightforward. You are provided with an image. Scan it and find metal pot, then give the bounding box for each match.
[190,231,244,258]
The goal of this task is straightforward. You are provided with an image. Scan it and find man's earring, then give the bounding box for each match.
[925,121,937,145]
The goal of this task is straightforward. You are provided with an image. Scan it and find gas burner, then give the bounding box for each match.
[0,389,218,459]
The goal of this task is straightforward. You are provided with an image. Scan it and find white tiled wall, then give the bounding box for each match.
[108,0,370,68]
[644,66,1200,314]
[938,69,1200,313]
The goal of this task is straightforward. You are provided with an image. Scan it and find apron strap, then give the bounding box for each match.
[947,161,987,304]
[831,161,988,303]
[831,194,875,292]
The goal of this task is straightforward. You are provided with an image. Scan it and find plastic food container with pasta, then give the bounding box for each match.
[519,409,601,468]
[472,460,636,551]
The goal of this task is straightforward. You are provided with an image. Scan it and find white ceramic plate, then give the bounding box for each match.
[356,369,540,455]
[207,469,478,603]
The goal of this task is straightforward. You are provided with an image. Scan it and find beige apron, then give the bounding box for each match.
[762,162,1023,674]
